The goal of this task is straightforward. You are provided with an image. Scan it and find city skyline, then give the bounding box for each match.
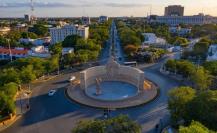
[1,0,217,17]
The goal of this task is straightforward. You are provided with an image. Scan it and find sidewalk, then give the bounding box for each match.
[15,90,31,115]
[0,90,30,132]
[159,68,192,86]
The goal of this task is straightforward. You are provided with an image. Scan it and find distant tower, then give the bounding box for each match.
[30,0,36,24]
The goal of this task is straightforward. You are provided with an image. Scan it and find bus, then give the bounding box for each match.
[124,61,137,67]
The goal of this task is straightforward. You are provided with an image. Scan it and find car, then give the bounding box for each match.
[69,76,76,82]
[48,90,56,96]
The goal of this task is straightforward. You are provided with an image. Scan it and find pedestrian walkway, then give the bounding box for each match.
[0,90,30,132]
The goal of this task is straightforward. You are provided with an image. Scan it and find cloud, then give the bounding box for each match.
[103,3,150,8]
[0,1,151,8]
[0,2,74,8]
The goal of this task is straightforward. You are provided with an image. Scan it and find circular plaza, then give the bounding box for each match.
[66,57,158,109]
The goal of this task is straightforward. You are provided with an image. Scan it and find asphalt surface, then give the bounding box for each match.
[2,23,182,133]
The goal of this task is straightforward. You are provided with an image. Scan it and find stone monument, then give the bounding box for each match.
[95,78,102,95]
[105,56,120,80]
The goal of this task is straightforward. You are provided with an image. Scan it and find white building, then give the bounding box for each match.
[207,45,217,61]
[169,27,191,35]
[142,33,166,45]
[62,48,74,55]
[19,37,51,45]
[28,46,51,58]
[49,25,89,44]
[149,13,216,25]
[99,16,109,23]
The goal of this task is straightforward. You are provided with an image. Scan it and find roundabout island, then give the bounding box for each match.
[66,57,159,109]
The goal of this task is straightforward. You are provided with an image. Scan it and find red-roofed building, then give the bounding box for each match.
[0,47,28,60]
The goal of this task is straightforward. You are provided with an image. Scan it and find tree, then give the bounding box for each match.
[186,90,217,130]
[44,55,59,74]
[176,60,195,78]
[21,32,38,39]
[0,92,16,115]
[76,50,89,63]
[164,59,176,72]
[174,37,189,47]
[168,87,196,124]
[179,121,214,133]
[190,67,212,91]
[124,44,138,57]
[62,35,82,48]
[49,43,63,55]
[0,68,21,86]
[72,115,141,133]
[63,53,76,67]
[1,82,18,99]
[29,24,48,36]
[203,61,217,76]
[0,35,7,46]
[200,38,212,45]
[20,65,36,84]
[193,42,209,58]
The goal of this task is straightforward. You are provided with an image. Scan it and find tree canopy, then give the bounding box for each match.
[174,37,189,47]
[72,115,141,133]
[29,24,48,36]
[168,86,217,131]
[168,86,196,124]
[179,121,215,133]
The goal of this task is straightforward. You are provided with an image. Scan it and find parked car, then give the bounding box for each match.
[48,90,56,96]
[68,76,76,82]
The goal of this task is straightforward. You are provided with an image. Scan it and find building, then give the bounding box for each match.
[169,26,191,35]
[81,16,91,25]
[19,37,51,46]
[49,24,89,44]
[28,46,51,58]
[99,16,109,23]
[148,5,217,25]
[62,48,74,55]
[142,33,166,45]
[24,14,30,22]
[14,23,28,32]
[165,5,184,16]
[48,21,67,26]
[0,47,28,60]
[0,27,11,35]
[149,13,216,25]
[207,45,217,61]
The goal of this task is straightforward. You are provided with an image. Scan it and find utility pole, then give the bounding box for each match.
[7,39,12,62]
[30,0,35,24]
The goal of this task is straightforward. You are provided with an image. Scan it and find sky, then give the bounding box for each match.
[1,0,217,17]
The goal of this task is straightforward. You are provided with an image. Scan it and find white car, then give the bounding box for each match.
[69,76,76,82]
[48,90,56,96]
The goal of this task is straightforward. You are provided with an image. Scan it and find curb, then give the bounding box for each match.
[0,115,21,132]
[64,83,160,110]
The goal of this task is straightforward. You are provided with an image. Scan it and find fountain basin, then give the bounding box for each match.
[85,81,138,101]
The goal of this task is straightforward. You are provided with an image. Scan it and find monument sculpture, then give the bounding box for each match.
[67,56,158,108]
[95,78,102,95]
[105,56,120,80]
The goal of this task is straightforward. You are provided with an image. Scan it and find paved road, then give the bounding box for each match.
[2,23,182,133]
[2,57,181,133]
[111,21,125,64]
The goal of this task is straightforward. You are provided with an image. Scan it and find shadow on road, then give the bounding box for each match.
[52,80,69,85]
[20,88,95,126]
